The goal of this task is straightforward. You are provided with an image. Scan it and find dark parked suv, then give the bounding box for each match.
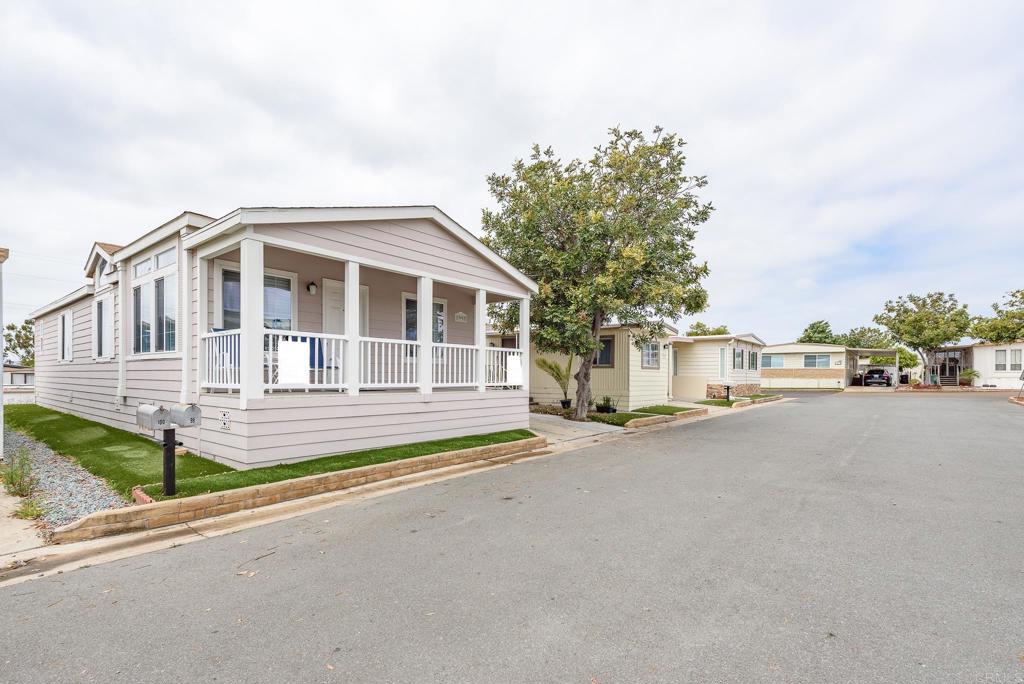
[863,368,892,387]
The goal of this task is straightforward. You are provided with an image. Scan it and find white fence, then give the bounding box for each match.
[486,348,525,388]
[202,329,524,393]
[201,330,241,389]
[264,330,346,391]
[432,343,478,387]
[360,337,419,388]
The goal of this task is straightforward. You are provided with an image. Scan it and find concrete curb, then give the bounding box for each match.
[624,414,676,429]
[750,395,783,405]
[673,407,709,420]
[1009,396,1024,407]
[49,436,547,544]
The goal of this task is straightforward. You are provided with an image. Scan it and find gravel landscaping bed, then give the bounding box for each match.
[3,429,127,528]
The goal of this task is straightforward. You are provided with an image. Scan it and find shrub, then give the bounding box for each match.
[535,357,574,402]
[1,448,37,497]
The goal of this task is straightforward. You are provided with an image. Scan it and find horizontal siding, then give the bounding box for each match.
[515,329,630,407]
[253,219,529,294]
[627,339,670,410]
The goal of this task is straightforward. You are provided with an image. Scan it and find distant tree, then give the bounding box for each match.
[869,347,919,370]
[971,289,1024,343]
[796,320,839,344]
[3,320,34,366]
[839,326,893,349]
[686,321,729,336]
[484,126,712,420]
[873,292,971,373]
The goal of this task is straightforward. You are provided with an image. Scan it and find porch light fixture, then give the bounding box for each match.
[306,281,317,295]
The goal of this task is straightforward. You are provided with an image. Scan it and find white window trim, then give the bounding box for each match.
[640,342,660,370]
[1010,348,1022,372]
[321,277,369,337]
[401,292,448,343]
[719,347,727,379]
[58,309,74,363]
[92,293,115,361]
[131,241,181,357]
[733,347,745,370]
[212,259,299,331]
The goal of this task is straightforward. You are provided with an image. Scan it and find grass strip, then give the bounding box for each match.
[586,412,651,427]
[142,429,536,500]
[632,405,699,415]
[695,399,745,407]
[3,404,232,496]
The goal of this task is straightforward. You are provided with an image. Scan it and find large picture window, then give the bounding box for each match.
[133,275,175,353]
[762,354,783,368]
[214,261,298,331]
[804,354,830,368]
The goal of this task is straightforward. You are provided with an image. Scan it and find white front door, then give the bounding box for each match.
[323,278,345,335]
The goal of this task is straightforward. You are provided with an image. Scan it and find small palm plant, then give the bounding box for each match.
[535,356,574,408]
[959,367,980,386]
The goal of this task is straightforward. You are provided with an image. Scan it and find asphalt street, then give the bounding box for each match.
[3,392,1023,683]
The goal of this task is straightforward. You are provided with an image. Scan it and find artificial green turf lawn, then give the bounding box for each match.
[143,428,536,500]
[585,411,650,427]
[695,399,744,407]
[633,405,698,415]
[3,404,233,496]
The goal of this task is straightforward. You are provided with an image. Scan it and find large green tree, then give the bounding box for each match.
[484,127,711,419]
[796,320,839,344]
[971,289,1024,343]
[839,326,893,349]
[873,292,971,374]
[4,320,34,366]
[686,321,729,336]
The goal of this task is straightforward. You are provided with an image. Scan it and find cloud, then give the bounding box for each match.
[1,1,1021,343]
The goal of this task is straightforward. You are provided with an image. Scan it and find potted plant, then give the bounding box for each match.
[535,357,574,409]
[958,368,979,387]
[595,395,618,413]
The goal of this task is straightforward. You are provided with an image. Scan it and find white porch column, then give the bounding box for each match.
[116,262,128,403]
[197,256,209,392]
[474,289,487,392]
[518,297,530,396]
[179,244,192,402]
[238,238,264,409]
[417,276,433,396]
[344,260,361,396]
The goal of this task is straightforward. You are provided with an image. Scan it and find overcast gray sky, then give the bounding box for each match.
[2,1,1021,342]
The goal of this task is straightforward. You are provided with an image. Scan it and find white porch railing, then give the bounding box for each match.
[201,330,242,389]
[264,330,346,391]
[432,343,478,387]
[486,348,525,388]
[202,330,524,393]
[360,337,419,388]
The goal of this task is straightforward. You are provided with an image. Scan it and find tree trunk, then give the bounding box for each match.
[572,314,603,420]
[572,354,593,420]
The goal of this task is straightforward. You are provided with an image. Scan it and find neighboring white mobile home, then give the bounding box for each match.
[759,343,899,389]
[668,333,766,399]
[930,341,1024,388]
[31,207,536,469]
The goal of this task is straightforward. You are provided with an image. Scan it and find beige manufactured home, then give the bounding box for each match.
[668,333,765,399]
[489,324,675,411]
[759,343,899,389]
[31,207,536,469]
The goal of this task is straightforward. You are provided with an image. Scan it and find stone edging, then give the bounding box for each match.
[1009,396,1024,407]
[623,407,711,428]
[750,395,783,405]
[50,436,547,544]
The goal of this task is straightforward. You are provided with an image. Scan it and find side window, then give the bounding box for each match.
[995,350,1006,371]
[594,336,615,367]
[59,310,74,361]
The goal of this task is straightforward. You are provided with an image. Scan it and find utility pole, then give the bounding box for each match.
[0,247,8,462]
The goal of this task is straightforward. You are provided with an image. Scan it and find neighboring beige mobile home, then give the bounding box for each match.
[759,343,899,389]
[489,324,674,411]
[31,207,536,469]
[668,333,765,399]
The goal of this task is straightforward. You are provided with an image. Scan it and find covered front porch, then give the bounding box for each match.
[189,235,530,408]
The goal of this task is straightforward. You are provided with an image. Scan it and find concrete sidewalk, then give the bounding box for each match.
[528,413,622,446]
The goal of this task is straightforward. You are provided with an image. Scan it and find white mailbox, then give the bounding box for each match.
[137,404,172,431]
[169,403,202,428]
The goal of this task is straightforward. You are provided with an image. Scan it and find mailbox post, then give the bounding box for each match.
[137,403,201,496]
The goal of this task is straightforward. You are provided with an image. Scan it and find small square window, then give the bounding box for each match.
[594,336,615,367]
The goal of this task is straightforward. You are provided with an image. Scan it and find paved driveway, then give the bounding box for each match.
[3,393,1023,683]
